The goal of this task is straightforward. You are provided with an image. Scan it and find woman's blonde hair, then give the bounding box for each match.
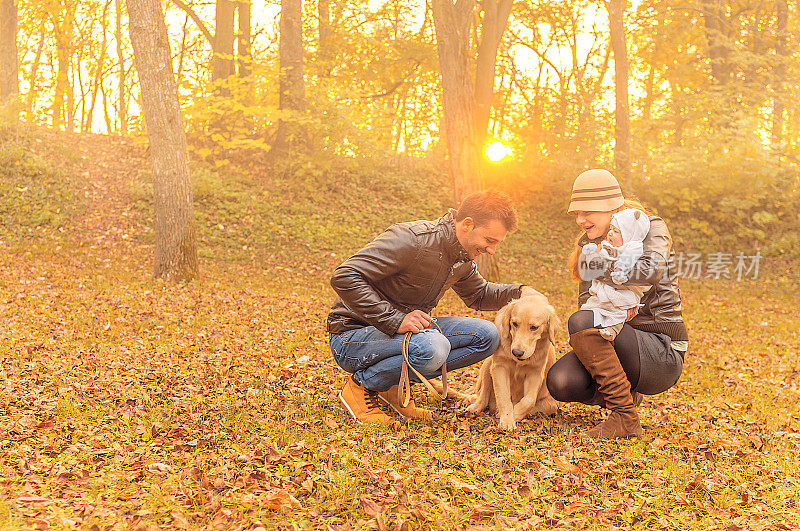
[566,199,648,282]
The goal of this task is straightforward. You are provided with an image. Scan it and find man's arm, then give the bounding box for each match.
[451,263,525,311]
[330,225,416,336]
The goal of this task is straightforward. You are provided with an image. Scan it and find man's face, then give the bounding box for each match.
[456,217,508,260]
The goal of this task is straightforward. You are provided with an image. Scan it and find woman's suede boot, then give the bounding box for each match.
[581,389,606,407]
[569,328,643,438]
[582,389,643,408]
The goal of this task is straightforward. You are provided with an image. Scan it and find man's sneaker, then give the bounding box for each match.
[378,384,433,420]
[338,376,394,425]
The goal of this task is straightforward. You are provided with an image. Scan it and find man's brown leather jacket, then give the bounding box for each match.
[578,214,688,341]
[326,211,523,336]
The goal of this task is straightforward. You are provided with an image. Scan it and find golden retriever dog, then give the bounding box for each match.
[465,294,561,431]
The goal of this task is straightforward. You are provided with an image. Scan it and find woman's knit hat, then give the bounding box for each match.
[567,169,625,213]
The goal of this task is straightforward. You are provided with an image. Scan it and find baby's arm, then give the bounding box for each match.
[579,243,616,284]
[610,269,629,284]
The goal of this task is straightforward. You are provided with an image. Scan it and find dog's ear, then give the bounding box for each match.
[547,308,561,346]
[494,300,515,348]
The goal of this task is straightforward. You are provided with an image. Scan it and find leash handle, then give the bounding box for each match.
[396,320,448,408]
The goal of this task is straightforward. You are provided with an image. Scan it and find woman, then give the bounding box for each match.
[546,169,688,438]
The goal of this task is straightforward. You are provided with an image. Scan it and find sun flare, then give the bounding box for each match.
[485,141,513,162]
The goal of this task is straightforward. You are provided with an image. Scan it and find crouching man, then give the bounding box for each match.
[326,190,540,424]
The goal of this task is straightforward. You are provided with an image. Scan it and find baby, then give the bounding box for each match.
[580,208,651,341]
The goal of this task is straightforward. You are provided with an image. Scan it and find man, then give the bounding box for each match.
[326,190,540,424]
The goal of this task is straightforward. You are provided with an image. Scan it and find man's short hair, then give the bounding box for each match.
[455,190,518,232]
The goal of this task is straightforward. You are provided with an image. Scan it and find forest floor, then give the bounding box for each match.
[1,125,799,530]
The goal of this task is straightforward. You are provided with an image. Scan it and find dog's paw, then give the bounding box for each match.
[456,394,476,408]
[498,414,516,431]
[465,402,483,414]
[513,401,535,421]
[532,398,559,416]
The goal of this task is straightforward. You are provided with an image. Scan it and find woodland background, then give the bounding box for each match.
[1,0,799,529]
[2,0,800,258]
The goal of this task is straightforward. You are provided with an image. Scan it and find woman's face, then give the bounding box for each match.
[572,210,613,240]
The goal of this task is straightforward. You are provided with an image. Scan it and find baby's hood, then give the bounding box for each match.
[611,208,650,244]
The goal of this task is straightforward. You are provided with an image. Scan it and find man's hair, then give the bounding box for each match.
[454,190,518,232]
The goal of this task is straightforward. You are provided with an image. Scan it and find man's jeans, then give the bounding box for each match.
[329,316,500,392]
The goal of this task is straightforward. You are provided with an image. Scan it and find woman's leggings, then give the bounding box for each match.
[546,310,640,403]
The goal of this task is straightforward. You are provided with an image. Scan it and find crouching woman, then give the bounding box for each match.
[546,169,688,438]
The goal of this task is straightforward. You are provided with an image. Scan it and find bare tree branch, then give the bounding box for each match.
[169,0,214,49]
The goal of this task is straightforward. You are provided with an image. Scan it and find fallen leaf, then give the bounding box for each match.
[170,509,189,529]
[449,477,480,492]
[553,456,580,475]
[360,496,384,518]
[470,504,499,521]
[146,462,171,475]
[263,489,300,511]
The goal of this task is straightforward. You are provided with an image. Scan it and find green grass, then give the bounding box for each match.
[0,141,81,239]
[128,159,453,266]
[0,130,798,529]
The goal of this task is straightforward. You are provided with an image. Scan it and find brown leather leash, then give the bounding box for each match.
[397,320,448,408]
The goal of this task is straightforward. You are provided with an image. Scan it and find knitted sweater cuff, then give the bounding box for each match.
[630,321,689,342]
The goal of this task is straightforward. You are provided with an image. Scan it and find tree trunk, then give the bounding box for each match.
[212,0,236,87]
[76,42,87,131]
[66,49,76,131]
[640,59,655,177]
[607,0,631,189]
[127,0,199,281]
[237,0,251,78]
[273,0,306,152]
[0,0,19,114]
[701,0,730,86]
[50,1,73,130]
[474,0,513,148]
[25,19,45,121]
[100,76,112,132]
[115,0,127,133]
[670,78,683,147]
[177,11,189,85]
[771,0,788,149]
[317,0,332,75]
[431,0,481,204]
[86,0,111,133]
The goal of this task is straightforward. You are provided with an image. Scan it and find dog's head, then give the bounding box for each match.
[495,295,560,361]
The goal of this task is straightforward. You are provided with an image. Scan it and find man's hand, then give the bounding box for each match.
[520,286,542,298]
[625,307,638,321]
[397,310,433,334]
